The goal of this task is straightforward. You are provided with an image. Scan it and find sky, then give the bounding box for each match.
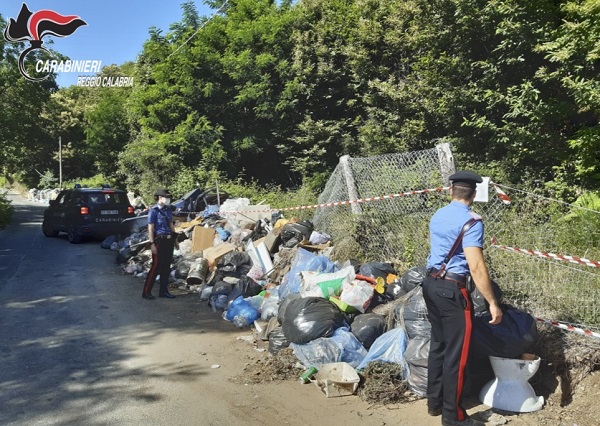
[1,0,215,87]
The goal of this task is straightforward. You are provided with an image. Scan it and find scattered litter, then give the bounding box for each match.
[359,361,415,404]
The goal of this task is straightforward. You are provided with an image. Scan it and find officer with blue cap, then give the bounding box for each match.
[423,171,502,426]
[142,188,177,300]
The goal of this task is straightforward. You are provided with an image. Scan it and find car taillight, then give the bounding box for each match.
[127,206,134,214]
[80,207,89,215]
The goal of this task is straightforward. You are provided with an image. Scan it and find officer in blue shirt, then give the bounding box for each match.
[423,171,502,426]
[142,188,177,300]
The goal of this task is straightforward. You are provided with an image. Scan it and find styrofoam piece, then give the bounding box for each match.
[479,355,544,413]
[314,362,360,398]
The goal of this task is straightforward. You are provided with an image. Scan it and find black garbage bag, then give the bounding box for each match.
[471,304,538,359]
[242,220,270,243]
[281,297,345,344]
[227,276,263,304]
[277,293,302,325]
[395,286,431,340]
[400,265,427,293]
[281,221,314,247]
[404,336,430,397]
[359,262,396,280]
[350,313,386,349]
[211,281,233,297]
[101,235,119,249]
[218,251,252,277]
[218,251,251,268]
[385,279,405,300]
[471,280,503,316]
[341,311,358,326]
[368,291,394,309]
[268,327,290,355]
[116,247,133,264]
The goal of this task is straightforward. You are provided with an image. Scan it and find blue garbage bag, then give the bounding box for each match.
[357,327,410,379]
[290,327,367,369]
[278,248,338,299]
[225,296,260,327]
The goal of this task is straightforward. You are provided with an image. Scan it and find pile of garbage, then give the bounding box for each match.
[103,193,540,403]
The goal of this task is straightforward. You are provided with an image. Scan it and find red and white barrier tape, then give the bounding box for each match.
[176,186,451,215]
[491,181,511,205]
[177,181,512,215]
[535,317,600,339]
[490,238,600,269]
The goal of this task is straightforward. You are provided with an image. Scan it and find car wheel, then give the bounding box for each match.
[42,220,59,237]
[67,225,82,244]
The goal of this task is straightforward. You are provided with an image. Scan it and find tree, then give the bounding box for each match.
[0,15,58,185]
[536,0,600,190]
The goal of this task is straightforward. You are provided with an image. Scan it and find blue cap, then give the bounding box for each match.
[449,170,483,187]
[154,188,171,197]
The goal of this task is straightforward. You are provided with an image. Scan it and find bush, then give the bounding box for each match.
[0,191,14,229]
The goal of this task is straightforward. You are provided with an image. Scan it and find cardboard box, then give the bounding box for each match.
[203,242,236,266]
[191,226,216,253]
[175,217,203,231]
[263,227,282,253]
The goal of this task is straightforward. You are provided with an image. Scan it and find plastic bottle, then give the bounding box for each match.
[299,366,318,384]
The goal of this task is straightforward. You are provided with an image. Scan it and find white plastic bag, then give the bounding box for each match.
[340,279,374,313]
[300,265,355,298]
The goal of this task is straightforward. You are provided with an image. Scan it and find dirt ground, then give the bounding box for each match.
[224,316,600,426]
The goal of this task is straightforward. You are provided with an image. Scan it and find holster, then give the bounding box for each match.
[465,274,475,293]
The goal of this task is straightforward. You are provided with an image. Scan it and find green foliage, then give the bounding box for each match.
[553,191,600,251]
[218,176,318,210]
[39,170,58,189]
[62,174,115,190]
[1,21,58,187]
[84,89,131,177]
[0,191,14,229]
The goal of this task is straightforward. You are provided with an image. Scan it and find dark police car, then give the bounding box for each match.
[42,185,135,243]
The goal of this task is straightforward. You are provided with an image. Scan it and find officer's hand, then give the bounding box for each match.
[488,303,503,325]
[150,243,157,255]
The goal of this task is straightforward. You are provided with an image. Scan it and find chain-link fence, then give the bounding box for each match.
[311,144,600,332]
[313,144,455,271]
[478,184,600,332]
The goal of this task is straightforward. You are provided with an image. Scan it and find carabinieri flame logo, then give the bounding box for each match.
[3,3,87,82]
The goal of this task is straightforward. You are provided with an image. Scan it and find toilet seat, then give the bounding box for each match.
[479,355,544,413]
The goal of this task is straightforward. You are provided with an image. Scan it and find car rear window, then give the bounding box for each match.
[84,192,127,206]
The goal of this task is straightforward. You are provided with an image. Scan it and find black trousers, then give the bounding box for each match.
[143,238,174,296]
[422,275,474,422]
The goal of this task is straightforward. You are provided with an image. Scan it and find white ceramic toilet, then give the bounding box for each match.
[479,355,544,412]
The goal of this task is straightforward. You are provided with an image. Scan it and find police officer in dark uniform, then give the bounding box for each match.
[142,188,177,300]
[423,171,502,426]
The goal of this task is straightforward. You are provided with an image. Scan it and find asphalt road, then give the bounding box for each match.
[0,191,238,426]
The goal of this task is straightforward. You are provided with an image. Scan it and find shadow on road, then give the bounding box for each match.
[0,193,245,424]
